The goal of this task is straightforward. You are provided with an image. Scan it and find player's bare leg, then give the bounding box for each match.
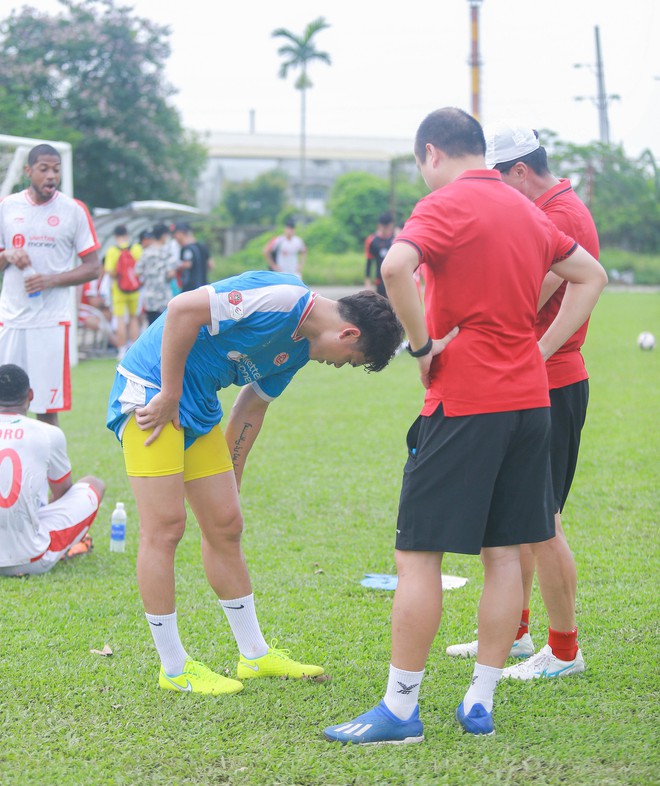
[185,470,252,600]
[519,542,535,612]
[531,513,577,632]
[130,473,186,614]
[391,550,443,670]
[477,545,523,666]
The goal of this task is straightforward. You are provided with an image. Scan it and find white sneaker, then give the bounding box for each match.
[446,632,535,659]
[501,644,585,680]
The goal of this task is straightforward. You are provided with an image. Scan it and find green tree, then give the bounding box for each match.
[548,139,660,253]
[272,17,331,219]
[220,171,289,226]
[0,0,206,209]
[327,171,425,249]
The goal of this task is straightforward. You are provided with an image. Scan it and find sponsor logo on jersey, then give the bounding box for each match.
[227,350,247,362]
[12,234,25,248]
[228,290,242,305]
[229,303,244,321]
[273,352,289,366]
[47,215,60,227]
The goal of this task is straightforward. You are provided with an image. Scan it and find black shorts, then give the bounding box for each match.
[396,405,555,555]
[549,379,589,513]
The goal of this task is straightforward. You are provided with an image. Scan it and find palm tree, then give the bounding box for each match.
[272,17,331,219]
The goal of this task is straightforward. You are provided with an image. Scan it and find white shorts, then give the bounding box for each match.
[0,324,71,414]
[0,481,101,576]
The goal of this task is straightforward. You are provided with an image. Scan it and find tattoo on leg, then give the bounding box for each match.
[232,422,253,466]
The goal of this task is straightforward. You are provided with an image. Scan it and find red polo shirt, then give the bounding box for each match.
[395,170,577,417]
[534,179,600,389]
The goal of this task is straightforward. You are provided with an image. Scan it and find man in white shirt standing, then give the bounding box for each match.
[0,364,105,576]
[263,218,307,279]
[0,144,102,427]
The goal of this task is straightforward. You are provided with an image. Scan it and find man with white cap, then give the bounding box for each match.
[446,122,600,680]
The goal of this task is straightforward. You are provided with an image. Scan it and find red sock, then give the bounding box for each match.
[548,627,578,661]
[515,609,530,641]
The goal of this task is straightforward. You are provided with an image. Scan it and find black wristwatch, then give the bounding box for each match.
[406,337,433,357]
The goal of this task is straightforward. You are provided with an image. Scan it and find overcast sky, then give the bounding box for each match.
[4,0,660,158]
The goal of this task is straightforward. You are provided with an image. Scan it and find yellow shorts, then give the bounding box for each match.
[112,288,140,317]
[121,416,233,481]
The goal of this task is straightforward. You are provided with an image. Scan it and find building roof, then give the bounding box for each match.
[202,131,414,162]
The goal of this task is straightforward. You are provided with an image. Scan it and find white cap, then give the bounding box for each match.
[484,121,540,168]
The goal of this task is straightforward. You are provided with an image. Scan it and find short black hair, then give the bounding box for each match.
[152,223,169,239]
[284,218,296,228]
[0,364,30,406]
[493,139,550,176]
[114,225,129,237]
[27,144,61,166]
[378,212,394,226]
[414,107,485,162]
[337,291,404,373]
[173,221,191,233]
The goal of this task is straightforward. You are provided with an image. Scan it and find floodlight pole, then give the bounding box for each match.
[594,26,610,145]
[467,0,484,121]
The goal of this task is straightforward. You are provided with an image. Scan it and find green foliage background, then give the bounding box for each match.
[0,0,206,209]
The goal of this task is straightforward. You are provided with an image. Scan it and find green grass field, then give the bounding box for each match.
[1,290,658,786]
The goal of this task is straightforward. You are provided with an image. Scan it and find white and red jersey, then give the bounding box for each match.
[0,189,99,327]
[274,235,306,276]
[0,412,71,566]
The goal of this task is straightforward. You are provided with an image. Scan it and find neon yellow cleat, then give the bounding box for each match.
[159,657,244,695]
[237,642,325,680]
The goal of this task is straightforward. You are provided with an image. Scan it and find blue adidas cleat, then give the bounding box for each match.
[456,702,495,736]
[324,700,424,745]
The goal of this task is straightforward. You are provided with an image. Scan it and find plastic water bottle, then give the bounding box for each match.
[110,502,127,553]
[23,265,42,298]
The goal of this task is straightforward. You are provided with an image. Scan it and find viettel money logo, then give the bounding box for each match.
[273,352,289,366]
[12,234,26,248]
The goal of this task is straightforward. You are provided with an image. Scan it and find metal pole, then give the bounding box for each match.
[468,1,483,120]
[594,26,610,144]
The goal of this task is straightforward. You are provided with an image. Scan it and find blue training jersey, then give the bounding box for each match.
[106,271,314,446]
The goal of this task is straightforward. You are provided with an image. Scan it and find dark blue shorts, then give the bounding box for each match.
[396,405,555,555]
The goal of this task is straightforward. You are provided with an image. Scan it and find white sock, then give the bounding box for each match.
[383,664,425,721]
[463,662,503,713]
[219,593,268,659]
[145,611,188,676]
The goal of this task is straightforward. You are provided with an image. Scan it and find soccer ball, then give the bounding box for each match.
[637,332,656,351]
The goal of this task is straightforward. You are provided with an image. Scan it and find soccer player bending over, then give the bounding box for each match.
[106,270,403,695]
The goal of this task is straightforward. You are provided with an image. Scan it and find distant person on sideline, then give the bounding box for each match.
[364,211,396,296]
[172,222,213,292]
[0,364,105,576]
[134,223,178,325]
[106,270,404,697]
[0,144,102,427]
[104,225,143,360]
[263,219,306,279]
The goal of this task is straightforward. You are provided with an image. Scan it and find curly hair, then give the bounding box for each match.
[337,291,404,373]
